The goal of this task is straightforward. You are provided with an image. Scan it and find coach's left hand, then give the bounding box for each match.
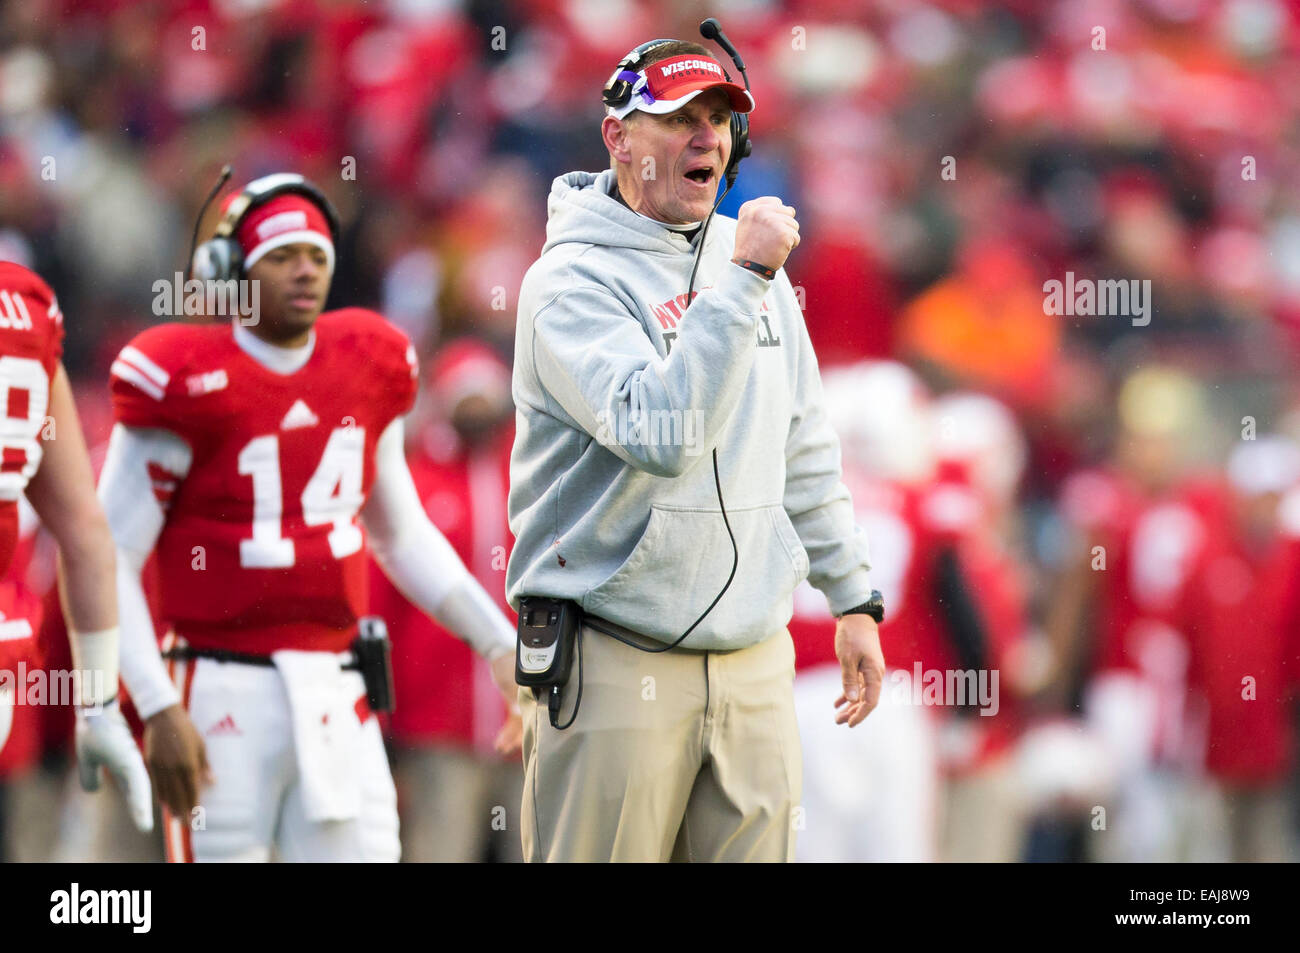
[832,615,885,727]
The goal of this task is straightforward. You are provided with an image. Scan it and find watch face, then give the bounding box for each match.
[867,591,884,621]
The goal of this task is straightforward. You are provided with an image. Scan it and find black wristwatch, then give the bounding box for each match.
[836,590,884,623]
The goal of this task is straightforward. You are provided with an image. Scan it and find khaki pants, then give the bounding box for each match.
[520,624,802,862]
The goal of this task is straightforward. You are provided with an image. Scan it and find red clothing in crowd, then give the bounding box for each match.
[1059,469,1216,675]
[1181,508,1300,784]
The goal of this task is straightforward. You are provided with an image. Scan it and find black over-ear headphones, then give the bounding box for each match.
[190,171,341,283]
[601,18,752,188]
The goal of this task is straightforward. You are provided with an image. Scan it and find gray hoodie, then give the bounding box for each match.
[505,169,871,650]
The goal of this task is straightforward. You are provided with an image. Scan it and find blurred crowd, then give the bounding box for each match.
[2,0,1300,862]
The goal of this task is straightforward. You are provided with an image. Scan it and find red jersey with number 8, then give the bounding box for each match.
[110,309,417,655]
[0,262,64,578]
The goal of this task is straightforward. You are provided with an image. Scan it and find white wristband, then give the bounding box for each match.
[68,626,120,708]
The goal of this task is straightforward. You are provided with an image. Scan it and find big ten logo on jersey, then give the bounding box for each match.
[650,288,781,354]
[186,368,228,397]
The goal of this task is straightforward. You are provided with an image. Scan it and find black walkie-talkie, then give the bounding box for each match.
[354,615,395,713]
[515,596,580,689]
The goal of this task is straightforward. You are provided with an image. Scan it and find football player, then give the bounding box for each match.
[97,175,520,862]
[0,262,152,832]
[1049,367,1214,861]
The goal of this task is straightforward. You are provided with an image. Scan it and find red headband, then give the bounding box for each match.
[228,193,335,271]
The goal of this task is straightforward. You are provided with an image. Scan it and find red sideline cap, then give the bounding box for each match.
[608,53,754,119]
[229,192,335,273]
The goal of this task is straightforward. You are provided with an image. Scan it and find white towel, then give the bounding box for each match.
[272,651,362,822]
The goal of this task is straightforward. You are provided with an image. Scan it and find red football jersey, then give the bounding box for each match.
[0,502,43,676]
[110,310,417,655]
[1059,468,1212,674]
[0,262,64,578]
[1058,468,1219,766]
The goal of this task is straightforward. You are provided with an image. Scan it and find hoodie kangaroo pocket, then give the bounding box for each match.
[582,502,811,646]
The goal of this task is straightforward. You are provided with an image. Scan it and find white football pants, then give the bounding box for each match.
[163,653,399,863]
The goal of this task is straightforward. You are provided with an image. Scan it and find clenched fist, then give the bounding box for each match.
[732,196,800,273]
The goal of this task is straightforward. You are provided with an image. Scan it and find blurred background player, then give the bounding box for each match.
[790,362,1035,862]
[370,337,523,863]
[927,390,1036,862]
[0,262,152,841]
[1047,366,1218,861]
[97,175,521,862]
[1179,436,1300,862]
[23,414,172,862]
[790,361,939,862]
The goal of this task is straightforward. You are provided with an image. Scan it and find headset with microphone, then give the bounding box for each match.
[700,16,752,190]
[601,17,752,189]
[188,170,340,284]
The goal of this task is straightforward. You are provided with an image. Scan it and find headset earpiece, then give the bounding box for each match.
[190,237,241,283]
[726,112,750,189]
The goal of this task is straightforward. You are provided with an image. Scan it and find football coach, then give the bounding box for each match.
[506,33,885,863]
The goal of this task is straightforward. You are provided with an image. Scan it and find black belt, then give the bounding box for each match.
[163,645,361,671]
[582,613,700,653]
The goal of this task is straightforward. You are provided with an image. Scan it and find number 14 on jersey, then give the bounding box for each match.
[237,426,365,568]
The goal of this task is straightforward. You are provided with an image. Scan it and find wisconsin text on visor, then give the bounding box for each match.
[606,54,755,120]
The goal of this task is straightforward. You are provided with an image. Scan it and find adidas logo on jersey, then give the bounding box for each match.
[205,714,242,737]
[280,399,319,431]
